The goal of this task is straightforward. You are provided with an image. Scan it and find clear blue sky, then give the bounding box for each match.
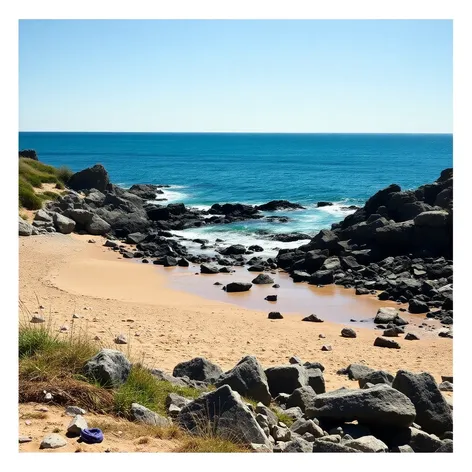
[19,20,452,133]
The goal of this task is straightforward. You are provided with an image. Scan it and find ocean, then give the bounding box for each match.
[19,132,453,254]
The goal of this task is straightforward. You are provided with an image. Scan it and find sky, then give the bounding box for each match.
[18,19,452,133]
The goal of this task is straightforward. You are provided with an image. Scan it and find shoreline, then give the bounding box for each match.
[19,233,453,390]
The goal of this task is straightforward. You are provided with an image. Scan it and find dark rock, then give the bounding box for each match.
[408,299,430,314]
[341,328,356,338]
[321,345,332,351]
[83,349,131,388]
[225,282,252,292]
[306,384,416,428]
[53,213,76,234]
[265,365,308,397]
[342,364,376,381]
[220,244,246,255]
[302,314,324,323]
[172,357,223,383]
[265,295,277,301]
[358,370,394,388]
[126,232,147,244]
[307,368,325,393]
[215,355,271,406]
[268,312,283,320]
[19,149,38,160]
[177,385,270,446]
[256,200,304,211]
[392,370,453,435]
[286,386,317,412]
[383,328,399,337]
[282,438,313,453]
[86,215,111,235]
[374,337,401,349]
[200,264,219,274]
[435,440,453,452]
[316,201,333,208]
[405,333,420,341]
[178,258,190,267]
[252,273,274,284]
[128,184,162,200]
[68,164,110,192]
[438,381,453,392]
[272,284,280,288]
[355,287,370,295]
[309,270,334,285]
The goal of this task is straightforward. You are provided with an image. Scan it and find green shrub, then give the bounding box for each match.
[19,179,42,210]
[38,191,60,201]
[19,325,62,358]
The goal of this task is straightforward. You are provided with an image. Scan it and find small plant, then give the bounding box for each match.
[56,166,73,184]
[114,366,202,417]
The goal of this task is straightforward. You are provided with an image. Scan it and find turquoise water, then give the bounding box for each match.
[19,132,452,251]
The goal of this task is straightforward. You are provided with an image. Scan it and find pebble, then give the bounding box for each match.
[25,420,32,426]
[44,393,53,401]
[19,436,32,443]
[114,334,127,344]
[59,326,68,332]
[88,239,96,243]
[72,314,80,319]
[319,334,326,339]
[321,345,332,351]
[30,315,45,324]
[93,336,101,341]
[39,433,67,449]
[35,406,48,412]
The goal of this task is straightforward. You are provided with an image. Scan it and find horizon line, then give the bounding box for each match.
[19,130,453,135]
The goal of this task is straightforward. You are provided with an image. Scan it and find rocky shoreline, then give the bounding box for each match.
[75,349,453,452]
[19,163,453,332]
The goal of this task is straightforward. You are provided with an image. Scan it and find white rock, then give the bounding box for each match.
[65,406,86,416]
[44,393,52,400]
[39,433,67,449]
[344,435,389,452]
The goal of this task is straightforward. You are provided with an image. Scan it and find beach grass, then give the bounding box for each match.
[18,157,72,210]
[113,365,202,417]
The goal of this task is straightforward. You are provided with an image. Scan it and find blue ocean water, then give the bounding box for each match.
[19,132,452,252]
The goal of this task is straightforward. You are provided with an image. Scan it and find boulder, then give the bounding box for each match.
[200,264,219,274]
[408,299,430,314]
[220,244,247,255]
[68,164,110,192]
[177,385,270,446]
[128,184,161,200]
[341,363,376,381]
[85,215,111,235]
[282,437,313,453]
[19,218,34,236]
[307,368,325,393]
[268,312,283,320]
[290,418,324,438]
[225,282,252,293]
[305,384,416,428]
[374,307,399,324]
[343,435,388,452]
[252,274,275,284]
[83,349,131,387]
[215,355,271,406]
[172,357,223,383]
[405,333,420,341]
[53,213,76,234]
[265,365,308,397]
[130,403,170,427]
[358,370,394,389]
[414,211,450,227]
[392,370,453,435]
[309,270,334,285]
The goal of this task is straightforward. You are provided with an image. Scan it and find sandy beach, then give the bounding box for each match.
[19,233,453,391]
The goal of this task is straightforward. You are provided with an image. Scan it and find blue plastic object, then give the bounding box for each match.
[80,428,104,444]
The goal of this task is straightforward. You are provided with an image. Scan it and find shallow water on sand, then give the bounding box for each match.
[159,264,436,328]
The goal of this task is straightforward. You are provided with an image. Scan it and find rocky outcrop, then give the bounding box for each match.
[172,357,223,384]
[68,164,110,192]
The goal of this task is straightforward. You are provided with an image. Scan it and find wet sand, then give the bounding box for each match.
[19,233,453,390]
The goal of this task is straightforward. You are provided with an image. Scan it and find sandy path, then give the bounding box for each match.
[19,233,453,391]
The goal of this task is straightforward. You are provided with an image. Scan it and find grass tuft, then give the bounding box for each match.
[270,408,294,427]
[176,436,250,453]
[114,365,202,417]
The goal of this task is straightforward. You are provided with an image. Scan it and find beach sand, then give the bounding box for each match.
[19,233,453,392]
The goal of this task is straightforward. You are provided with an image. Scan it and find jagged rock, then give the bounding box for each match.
[405,333,420,340]
[130,403,170,427]
[19,218,34,236]
[165,393,191,409]
[307,368,325,393]
[83,349,131,387]
[173,357,223,383]
[215,355,271,406]
[374,307,399,324]
[290,418,324,438]
[312,440,360,452]
[67,415,88,436]
[305,384,416,428]
[68,164,110,192]
[200,264,219,274]
[392,370,453,435]
[409,299,430,314]
[358,370,394,388]
[177,385,270,446]
[282,437,313,453]
[265,365,309,397]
